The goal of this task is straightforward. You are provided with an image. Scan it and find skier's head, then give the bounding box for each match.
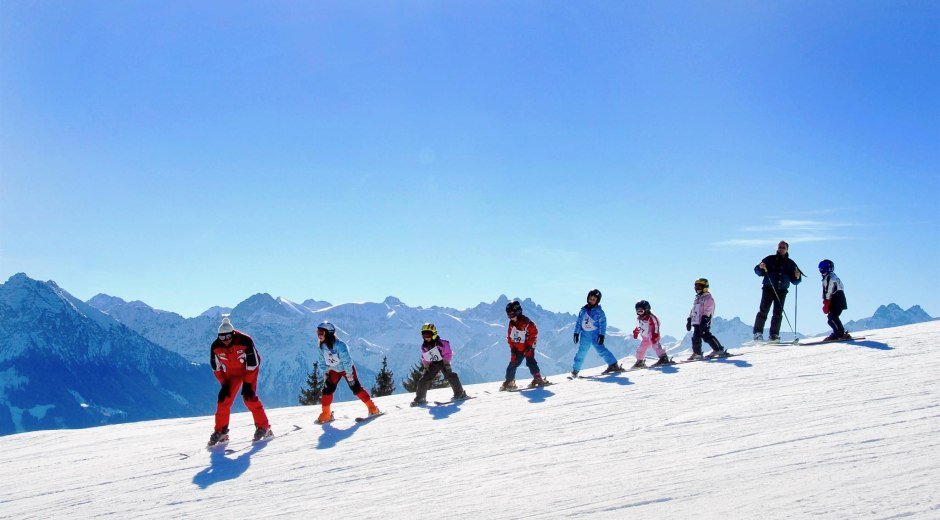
[316,321,336,344]
[818,259,834,275]
[777,241,789,256]
[217,316,235,344]
[421,323,439,341]
[694,278,709,294]
[506,300,523,320]
[635,300,651,315]
[586,289,602,307]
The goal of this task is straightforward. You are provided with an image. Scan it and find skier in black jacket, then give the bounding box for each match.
[752,241,802,342]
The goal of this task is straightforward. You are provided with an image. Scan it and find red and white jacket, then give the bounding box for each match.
[507,315,538,352]
[634,312,662,343]
[210,330,261,384]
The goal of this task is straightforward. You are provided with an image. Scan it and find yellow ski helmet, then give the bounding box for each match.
[694,278,710,293]
[420,323,439,340]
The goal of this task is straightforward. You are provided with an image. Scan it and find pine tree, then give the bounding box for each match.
[298,361,324,405]
[370,355,396,397]
[401,362,451,393]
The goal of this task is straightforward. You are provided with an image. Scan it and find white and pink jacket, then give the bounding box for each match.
[688,292,716,325]
[634,312,666,360]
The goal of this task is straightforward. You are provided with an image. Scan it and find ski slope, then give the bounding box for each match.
[2,322,938,519]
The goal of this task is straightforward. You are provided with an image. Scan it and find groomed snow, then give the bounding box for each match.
[2,322,938,519]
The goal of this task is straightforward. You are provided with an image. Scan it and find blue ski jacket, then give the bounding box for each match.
[319,338,355,374]
[574,304,607,338]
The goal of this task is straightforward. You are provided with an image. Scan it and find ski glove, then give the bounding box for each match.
[823,299,830,314]
[597,335,605,346]
[652,334,660,344]
[573,333,579,344]
[632,328,639,339]
[686,318,692,332]
[217,382,230,403]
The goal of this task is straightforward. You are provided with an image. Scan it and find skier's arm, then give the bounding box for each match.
[525,320,538,349]
[440,340,454,364]
[573,308,585,335]
[598,308,607,337]
[242,336,260,371]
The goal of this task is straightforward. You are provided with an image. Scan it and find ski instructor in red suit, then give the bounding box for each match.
[206,316,272,447]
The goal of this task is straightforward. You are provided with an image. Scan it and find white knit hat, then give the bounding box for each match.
[218,316,235,334]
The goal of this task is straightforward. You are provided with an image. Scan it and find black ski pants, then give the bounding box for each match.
[754,286,788,338]
[505,348,540,382]
[691,325,723,355]
[827,308,845,337]
[415,361,465,401]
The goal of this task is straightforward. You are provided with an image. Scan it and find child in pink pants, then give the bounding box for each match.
[631,300,674,368]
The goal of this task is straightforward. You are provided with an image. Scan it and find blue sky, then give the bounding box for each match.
[1,1,938,337]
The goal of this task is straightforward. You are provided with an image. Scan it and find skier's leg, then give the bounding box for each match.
[754,287,774,335]
[524,348,541,377]
[769,290,788,338]
[571,335,591,373]
[691,325,704,355]
[214,377,243,432]
[505,350,523,381]
[592,339,618,366]
[415,362,443,401]
[241,371,269,429]
[651,341,667,357]
[636,339,651,361]
[442,364,465,396]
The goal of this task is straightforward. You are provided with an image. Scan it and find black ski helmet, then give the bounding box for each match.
[635,300,651,312]
[818,259,834,274]
[506,300,522,318]
[587,289,602,304]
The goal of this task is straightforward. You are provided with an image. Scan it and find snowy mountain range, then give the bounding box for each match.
[844,303,934,332]
[1,273,933,436]
[2,321,937,518]
[0,274,216,435]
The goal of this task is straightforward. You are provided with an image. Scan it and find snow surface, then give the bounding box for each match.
[1,322,938,519]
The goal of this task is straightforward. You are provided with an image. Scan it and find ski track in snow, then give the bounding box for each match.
[1,322,939,519]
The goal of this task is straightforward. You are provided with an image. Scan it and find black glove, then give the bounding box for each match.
[686,318,692,331]
[573,333,579,344]
[597,335,605,346]
[217,382,230,403]
[702,315,712,330]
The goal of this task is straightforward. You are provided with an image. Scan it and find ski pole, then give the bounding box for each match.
[764,274,794,336]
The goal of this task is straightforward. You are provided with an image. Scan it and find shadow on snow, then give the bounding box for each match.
[193,441,267,489]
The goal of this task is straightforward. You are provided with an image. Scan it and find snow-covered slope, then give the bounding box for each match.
[2,321,937,519]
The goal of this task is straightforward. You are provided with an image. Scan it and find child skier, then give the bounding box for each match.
[631,300,674,368]
[819,259,850,341]
[686,278,729,360]
[411,323,470,406]
[501,300,548,390]
[572,289,624,378]
[314,321,381,424]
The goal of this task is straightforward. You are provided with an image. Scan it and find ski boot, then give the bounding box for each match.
[315,410,334,425]
[367,403,381,417]
[252,426,274,442]
[410,398,428,407]
[528,375,549,388]
[767,335,781,344]
[602,363,625,374]
[500,379,517,391]
[705,348,726,359]
[753,333,763,342]
[687,353,704,361]
[651,355,674,367]
[840,333,853,340]
[206,428,229,448]
[571,370,579,379]
[632,359,646,369]
[824,333,840,341]
[453,392,470,401]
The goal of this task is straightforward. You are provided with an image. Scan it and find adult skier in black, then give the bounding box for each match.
[752,241,802,342]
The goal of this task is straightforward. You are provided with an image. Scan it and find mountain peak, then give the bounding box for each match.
[383,296,403,306]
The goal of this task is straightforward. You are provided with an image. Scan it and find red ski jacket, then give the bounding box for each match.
[210,330,261,384]
[507,315,538,352]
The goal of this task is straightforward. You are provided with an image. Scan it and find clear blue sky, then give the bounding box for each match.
[1,1,938,337]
